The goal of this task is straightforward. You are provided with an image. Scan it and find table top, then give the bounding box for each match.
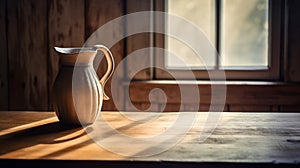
[0,111,299,167]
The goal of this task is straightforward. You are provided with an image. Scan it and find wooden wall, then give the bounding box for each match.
[0,0,8,110]
[7,0,48,110]
[0,0,300,112]
[286,0,300,82]
[128,81,300,112]
[0,0,125,111]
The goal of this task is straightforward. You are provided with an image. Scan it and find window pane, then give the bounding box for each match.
[220,0,269,68]
[166,0,216,69]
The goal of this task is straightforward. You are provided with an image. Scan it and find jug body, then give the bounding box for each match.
[53,65,103,125]
[52,46,114,126]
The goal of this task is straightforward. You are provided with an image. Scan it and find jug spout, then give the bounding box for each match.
[54,47,96,54]
[54,47,97,66]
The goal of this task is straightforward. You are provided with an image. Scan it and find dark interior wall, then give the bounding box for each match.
[0,0,300,111]
[0,0,125,111]
[0,0,8,110]
[286,0,300,82]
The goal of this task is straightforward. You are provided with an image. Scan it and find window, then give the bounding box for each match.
[154,0,283,80]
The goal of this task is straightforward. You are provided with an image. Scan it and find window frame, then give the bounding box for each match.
[154,0,284,80]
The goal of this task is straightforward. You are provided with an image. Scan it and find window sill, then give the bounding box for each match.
[127,80,299,86]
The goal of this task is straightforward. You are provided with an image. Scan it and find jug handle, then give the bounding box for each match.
[93,45,115,100]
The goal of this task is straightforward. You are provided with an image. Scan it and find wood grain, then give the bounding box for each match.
[7,0,48,110]
[270,105,280,112]
[286,0,300,82]
[229,105,272,112]
[48,0,85,110]
[125,102,160,112]
[0,111,300,167]
[85,0,124,111]
[153,0,167,79]
[184,104,229,112]
[126,103,230,112]
[0,0,8,110]
[128,81,300,108]
[126,0,152,80]
[280,105,300,112]
[160,103,180,112]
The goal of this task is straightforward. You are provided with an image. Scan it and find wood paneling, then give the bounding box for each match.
[48,0,85,110]
[7,0,48,110]
[129,81,300,106]
[225,84,300,105]
[184,104,229,112]
[0,0,8,110]
[126,0,152,80]
[161,103,180,112]
[85,0,124,39]
[85,0,124,111]
[126,103,230,112]
[1,0,300,112]
[270,105,280,112]
[229,105,271,112]
[153,0,167,79]
[280,105,300,112]
[126,102,160,112]
[286,0,300,82]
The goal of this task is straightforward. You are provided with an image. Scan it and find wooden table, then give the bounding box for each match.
[0,111,299,168]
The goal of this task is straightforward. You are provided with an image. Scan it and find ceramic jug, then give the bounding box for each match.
[53,45,114,126]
